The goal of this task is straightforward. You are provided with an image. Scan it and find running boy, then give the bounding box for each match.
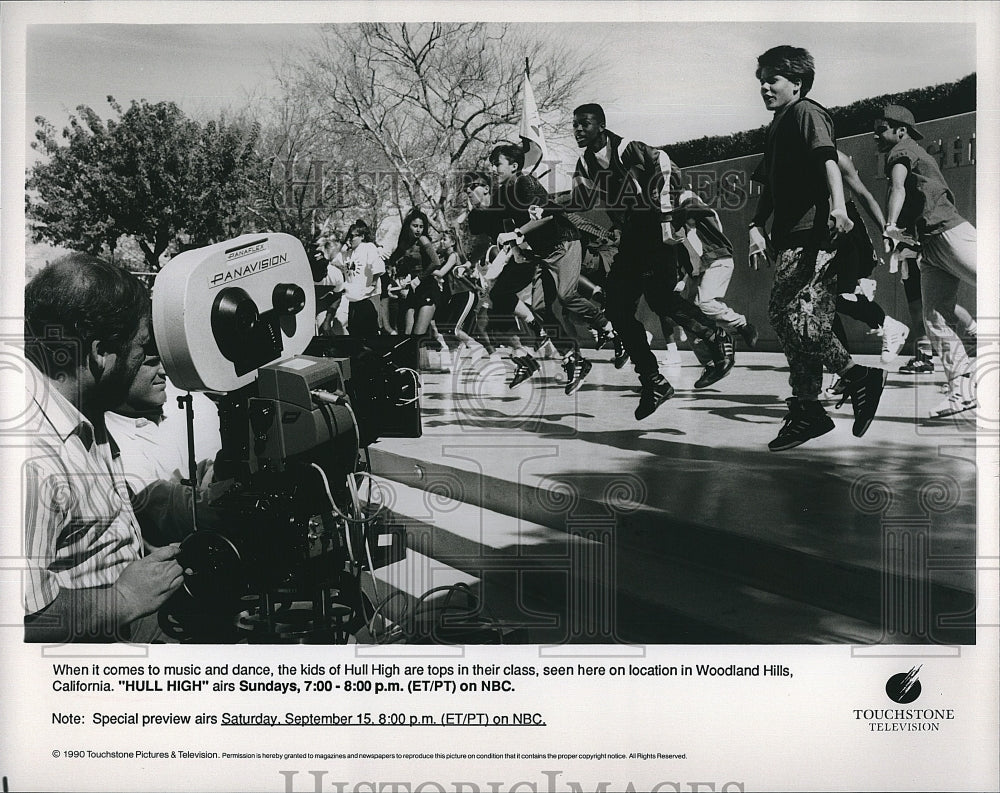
[569,103,735,420]
[875,104,978,417]
[749,45,887,450]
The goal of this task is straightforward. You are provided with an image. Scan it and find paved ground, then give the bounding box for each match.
[363,347,986,644]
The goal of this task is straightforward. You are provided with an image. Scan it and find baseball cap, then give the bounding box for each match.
[880,104,923,140]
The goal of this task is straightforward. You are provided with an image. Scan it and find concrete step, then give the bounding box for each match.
[367,478,902,644]
[367,449,975,645]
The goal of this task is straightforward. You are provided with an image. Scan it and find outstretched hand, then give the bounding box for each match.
[748,225,772,270]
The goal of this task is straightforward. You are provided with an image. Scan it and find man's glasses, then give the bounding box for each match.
[874,123,891,134]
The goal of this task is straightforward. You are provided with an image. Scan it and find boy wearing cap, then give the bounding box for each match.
[875,104,977,417]
[749,45,888,451]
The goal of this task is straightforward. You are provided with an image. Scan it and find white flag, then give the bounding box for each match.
[519,72,548,174]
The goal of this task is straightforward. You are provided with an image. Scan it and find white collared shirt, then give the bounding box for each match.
[22,362,143,614]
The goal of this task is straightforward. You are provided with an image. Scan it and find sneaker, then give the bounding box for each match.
[508,354,540,389]
[822,375,847,401]
[929,376,977,418]
[694,363,734,389]
[488,351,503,363]
[709,331,735,382]
[899,354,934,374]
[879,316,910,363]
[635,373,675,420]
[836,366,888,437]
[613,334,629,369]
[929,391,977,419]
[563,355,593,395]
[594,326,616,351]
[535,339,559,359]
[768,398,835,451]
[737,322,759,350]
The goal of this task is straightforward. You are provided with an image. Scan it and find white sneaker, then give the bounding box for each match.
[880,316,910,363]
[929,378,977,418]
[536,339,559,359]
[469,344,487,364]
[662,341,682,367]
[822,375,847,402]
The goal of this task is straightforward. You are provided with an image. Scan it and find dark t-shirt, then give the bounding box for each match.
[752,98,838,250]
[884,138,964,236]
[468,174,577,256]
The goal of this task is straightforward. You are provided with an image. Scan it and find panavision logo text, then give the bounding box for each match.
[854,666,955,732]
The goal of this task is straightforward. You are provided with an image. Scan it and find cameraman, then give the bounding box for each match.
[105,335,222,547]
[23,254,184,642]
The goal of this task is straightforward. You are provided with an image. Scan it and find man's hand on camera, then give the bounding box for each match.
[113,544,184,621]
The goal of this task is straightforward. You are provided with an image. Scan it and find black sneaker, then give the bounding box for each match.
[563,356,593,395]
[613,334,629,369]
[509,354,540,389]
[635,373,674,420]
[709,330,735,380]
[594,327,614,350]
[694,364,722,389]
[836,365,888,437]
[768,398,835,451]
[737,322,759,350]
[899,354,933,374]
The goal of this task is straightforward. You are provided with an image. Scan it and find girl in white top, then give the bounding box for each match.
[335,219,385,338]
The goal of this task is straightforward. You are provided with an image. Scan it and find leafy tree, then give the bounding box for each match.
[27,97,265,270]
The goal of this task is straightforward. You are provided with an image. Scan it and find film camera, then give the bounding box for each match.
[152,233,420,642]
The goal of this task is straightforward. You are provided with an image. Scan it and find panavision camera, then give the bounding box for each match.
[152,233,420,642]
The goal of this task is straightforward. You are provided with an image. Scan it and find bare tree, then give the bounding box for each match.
[291,23,594,229]
[247,68,394,254]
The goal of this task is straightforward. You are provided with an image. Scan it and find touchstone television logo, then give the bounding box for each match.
[885,665,922,704]
[853,665,955,732]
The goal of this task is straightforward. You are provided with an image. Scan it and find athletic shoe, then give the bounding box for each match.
[929,376,977,418]
[635,373,675,420]
[535,339,559,359]
[488,351,503,363]
[563,355,593,395]
[737,322,759,350]
[613,334,629,369]
[594,326,616,351]
[822,375,847,401]
[836,366,888,437]
[694,362,734,389]
[768,398,835,451]
[899,354,934,374]
[709,331,735,382]
[879,316,910,363]
[508,354,540,389]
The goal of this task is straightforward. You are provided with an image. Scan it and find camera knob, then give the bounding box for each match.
[272,283,306,315]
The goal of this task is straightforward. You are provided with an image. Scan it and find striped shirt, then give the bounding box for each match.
[22,361,144,616]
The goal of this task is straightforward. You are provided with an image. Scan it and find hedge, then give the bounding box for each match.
[664,73,975,166]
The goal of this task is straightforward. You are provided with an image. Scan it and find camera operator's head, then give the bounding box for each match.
[112,332,167,422]
[25,252,151,418]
